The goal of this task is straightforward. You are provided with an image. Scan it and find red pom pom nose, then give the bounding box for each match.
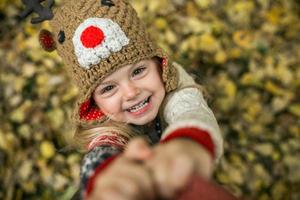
[80,26,105,48]
[39,29,56,52]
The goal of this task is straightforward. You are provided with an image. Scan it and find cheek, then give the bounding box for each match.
[94,95,122,115]
[152,73,165,93]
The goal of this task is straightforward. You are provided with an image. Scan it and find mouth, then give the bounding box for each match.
[126,96,151,113]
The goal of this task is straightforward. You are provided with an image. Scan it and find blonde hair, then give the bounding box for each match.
[73,119,145,151]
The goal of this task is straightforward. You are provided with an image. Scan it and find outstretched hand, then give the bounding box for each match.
[124,137,214,199]
[94,136,238,200]
[88,140,156,200]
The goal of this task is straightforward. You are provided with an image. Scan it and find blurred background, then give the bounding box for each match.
[0,0,300,199]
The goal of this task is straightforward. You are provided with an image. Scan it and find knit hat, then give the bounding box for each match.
[47,0,178,126]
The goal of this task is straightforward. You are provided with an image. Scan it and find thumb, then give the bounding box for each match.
[124,137,153,161]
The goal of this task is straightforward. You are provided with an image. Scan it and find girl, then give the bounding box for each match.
[45,0,223,199]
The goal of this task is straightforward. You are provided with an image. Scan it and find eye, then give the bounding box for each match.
[101,0,115,7]
[132,66,146,77]
[101,85,115,94]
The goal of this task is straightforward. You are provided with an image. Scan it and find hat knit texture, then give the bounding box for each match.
[49,0,178,126]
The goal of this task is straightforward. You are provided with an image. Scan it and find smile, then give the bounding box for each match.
[126,96,151,113]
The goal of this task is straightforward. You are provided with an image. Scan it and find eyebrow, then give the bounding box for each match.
[100,62,145,85]
[98,81,114,86]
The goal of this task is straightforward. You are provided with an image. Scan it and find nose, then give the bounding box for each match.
[122,82,140,101]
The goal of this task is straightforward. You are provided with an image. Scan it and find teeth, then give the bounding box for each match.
[128,97,149,112]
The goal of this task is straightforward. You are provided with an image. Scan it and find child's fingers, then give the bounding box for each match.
[124,137,153,160]
[147,153,194,199]
[96,160,155,200]
[99,177,142,200]
[89,185,128,200]
[147,155,175,198]
[170,154,194,190]
[94,174,152,200]
[117,164,156,200]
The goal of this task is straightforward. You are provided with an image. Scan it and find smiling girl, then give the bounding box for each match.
[46,0,223,199]
[93,58,165,125]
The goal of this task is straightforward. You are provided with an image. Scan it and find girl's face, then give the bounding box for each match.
[93,58,166,125]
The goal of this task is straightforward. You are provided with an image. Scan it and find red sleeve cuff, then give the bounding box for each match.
[85,154,119,199]
[160,127,215,159]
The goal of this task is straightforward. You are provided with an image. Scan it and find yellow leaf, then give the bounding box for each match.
[14,77,26,92]
[25,35,40,50]
[180,35,200,51]
[271,97,290,113]
[199,33,220,53]
[195,0,214,9]
[154,18,167,30]
[223,79,237,98]
[228,47,242,59]
[22,181,36,193]
[216,172,230,184]
[214,50,227,64]
[40,141,56,159]
[265,6,283,25]
[185,17,210,34]
[289,126,300,137]
[62,85,78,102]
[6,50,17,64]
[240,73,262,87]
[247,102,262,118]
[10,109,25,123]
[233,30,254,49]
[67,154,81,165]
[229,154,243,166]
[216,98,234,112]
[254,144,274,157]
[226,1,255,25]
[283,155,300,182]
[271,182,288,199]
[37,159,54,183]
[249,124,264,135]
[264,81,285,96]
[19,160,33,180]
[36,74,49,86]
[165,29,177,45]
[22,63,37,78]
[18,125,31,139]
[275,64,293,85]
[234,1,255,13]
[254,164,271,183]
[228,167,243,184]
[16,33,26,51]
[47,108,64,129]
[272,151,281,161]
[246,151,256,161]
[186,2,199,17]
[131,0,146,16]
[53,174,68,190]
[0,131,15,152]
[147,0,168,12]
[288,104,300,117]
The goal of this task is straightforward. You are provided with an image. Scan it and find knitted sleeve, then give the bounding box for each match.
[79,132,130,199]
[161,63,223,163]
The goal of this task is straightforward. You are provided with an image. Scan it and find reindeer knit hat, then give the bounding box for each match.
[45,0,178,126]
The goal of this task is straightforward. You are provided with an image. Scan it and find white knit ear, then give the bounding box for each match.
[72,18,130,69]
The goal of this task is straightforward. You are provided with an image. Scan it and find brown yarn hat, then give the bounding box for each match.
[49,0,178,126]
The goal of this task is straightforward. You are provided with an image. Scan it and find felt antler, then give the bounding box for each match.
[19,0,55,24]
